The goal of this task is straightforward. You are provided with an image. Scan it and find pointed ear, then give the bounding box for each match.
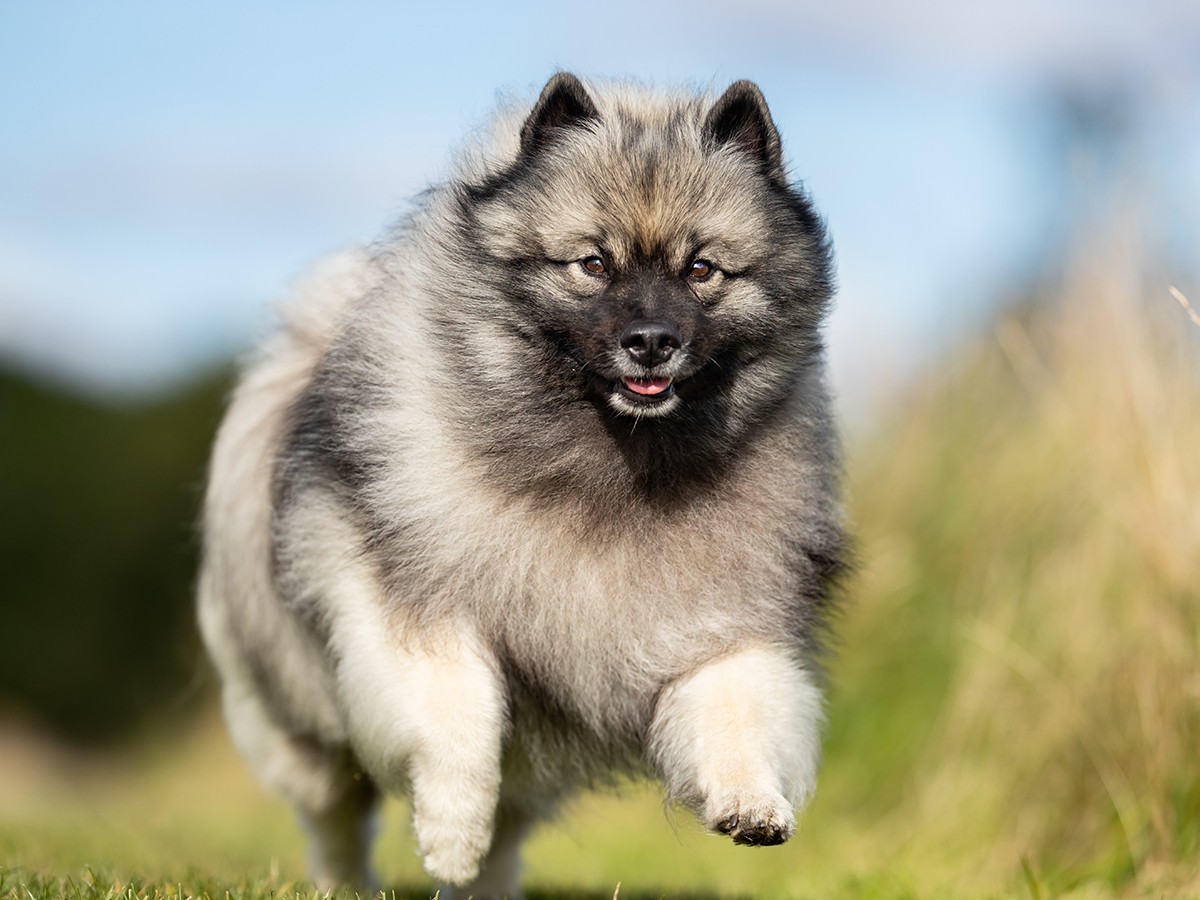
[703,80,784,177]
[519,72,600,156]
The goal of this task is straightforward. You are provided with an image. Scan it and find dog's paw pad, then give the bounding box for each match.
[730,814,791,846]
[707,791,795,847]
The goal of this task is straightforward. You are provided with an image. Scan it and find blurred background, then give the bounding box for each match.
[2,1,1198,897]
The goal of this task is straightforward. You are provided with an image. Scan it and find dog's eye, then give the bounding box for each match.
[581,256,607,276]
[688,259,715,281]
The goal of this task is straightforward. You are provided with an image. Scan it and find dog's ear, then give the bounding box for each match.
[520,72,599,156]
[704,80,784,178]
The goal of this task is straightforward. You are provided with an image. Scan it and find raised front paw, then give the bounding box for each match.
[706,789,796,846]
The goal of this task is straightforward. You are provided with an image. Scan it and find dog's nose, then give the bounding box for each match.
[620,320,681,367]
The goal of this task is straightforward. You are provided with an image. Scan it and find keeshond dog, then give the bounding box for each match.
[198,72,844,898]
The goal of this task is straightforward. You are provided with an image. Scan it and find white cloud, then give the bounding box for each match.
[696,0,1200,87]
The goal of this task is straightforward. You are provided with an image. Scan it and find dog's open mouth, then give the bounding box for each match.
[617,376,675,404]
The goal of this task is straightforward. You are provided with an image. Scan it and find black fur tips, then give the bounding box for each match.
[703,80,784,178]
[520,72,600,156]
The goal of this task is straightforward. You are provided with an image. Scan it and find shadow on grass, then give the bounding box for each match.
[523,891,743,900]
[364,891,743,900]
[0,869,746,900]
[385,885,747,900]
[3,867,937,899]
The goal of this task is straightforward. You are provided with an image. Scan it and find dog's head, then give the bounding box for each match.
[442,74,833,436]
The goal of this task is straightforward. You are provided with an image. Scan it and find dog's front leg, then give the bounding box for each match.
[333,603,506,887]
[649,644,823,846]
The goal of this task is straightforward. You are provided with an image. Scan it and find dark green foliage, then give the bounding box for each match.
[0,368,232,744]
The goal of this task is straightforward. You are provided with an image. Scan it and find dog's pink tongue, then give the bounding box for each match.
[624,377,672,396]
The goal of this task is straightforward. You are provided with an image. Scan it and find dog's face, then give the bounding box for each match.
[456,75,833,429]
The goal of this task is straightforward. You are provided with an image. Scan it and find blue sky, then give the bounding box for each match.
[1,0,1197,413]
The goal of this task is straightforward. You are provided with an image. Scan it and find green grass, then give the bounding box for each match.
[3,270,1198,899]
[0,717,932,899]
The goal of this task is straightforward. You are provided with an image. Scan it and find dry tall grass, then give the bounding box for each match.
[831,250,1200,896]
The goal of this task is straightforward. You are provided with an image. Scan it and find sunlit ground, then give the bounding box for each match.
[0,710,923,899]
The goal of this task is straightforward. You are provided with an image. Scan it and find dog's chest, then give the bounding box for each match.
[379,439,807,735]
[456,503,790,738]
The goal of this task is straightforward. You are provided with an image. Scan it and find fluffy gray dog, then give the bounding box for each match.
[198,72,844,899]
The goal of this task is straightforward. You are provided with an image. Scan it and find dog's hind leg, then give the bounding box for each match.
[648,644,823,847]
[297,764,379,891]
[221,684,380,889]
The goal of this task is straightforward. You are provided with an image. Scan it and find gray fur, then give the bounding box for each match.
[198,73,844,898]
